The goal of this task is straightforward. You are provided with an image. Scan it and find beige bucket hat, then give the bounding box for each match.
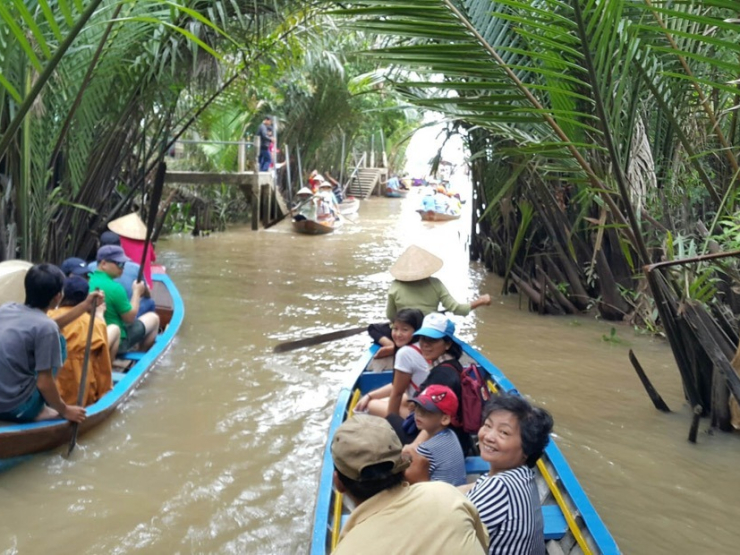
[389,245,443,281]
[108,212,147,240]
[331,415,410,481]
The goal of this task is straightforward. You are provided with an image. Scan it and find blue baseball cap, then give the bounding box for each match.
[61,257,90,277]
[63,276,90,304]
[415,312,456,339]
[96,245,130,264]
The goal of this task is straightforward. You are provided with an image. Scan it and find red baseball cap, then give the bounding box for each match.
[411,385,458,417]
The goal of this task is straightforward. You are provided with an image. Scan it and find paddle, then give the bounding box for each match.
[137,160,166,283]
[67,292,98,456]
[273,326,367,353]
[266,194,315,229]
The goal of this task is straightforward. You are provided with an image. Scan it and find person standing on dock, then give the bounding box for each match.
[257,116,273,172]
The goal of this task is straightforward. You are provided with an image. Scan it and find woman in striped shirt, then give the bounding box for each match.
[465,394,554,555]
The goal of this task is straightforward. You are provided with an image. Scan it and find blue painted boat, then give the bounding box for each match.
[384,189,407,198]
[0,273,184,471]
[311,339,620,554]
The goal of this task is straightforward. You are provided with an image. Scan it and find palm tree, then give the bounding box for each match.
[0,0,304,261]
[332,0,740,431]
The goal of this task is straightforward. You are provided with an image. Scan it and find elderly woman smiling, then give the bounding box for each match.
[465,393,554,555]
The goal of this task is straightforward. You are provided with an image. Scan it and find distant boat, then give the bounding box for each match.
[385,188,408,198]
[292,218,340,235]
[310,340,621,555]
[0,272,184,471]
[417,209,461,221]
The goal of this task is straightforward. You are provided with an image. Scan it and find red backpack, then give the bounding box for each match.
[458,363,490,434]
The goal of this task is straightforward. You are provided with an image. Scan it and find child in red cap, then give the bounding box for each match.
[404,384,466,486]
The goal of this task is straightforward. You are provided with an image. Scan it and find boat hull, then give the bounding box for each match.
[0,273,184,466]
[310,340,620,555]
[417,209,461,221]
[385,190,407,198]
[338,197,360,216]
[292,219,336,235]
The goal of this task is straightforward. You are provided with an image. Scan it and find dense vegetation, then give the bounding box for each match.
[338,0,740,433]
[0,1,415,253]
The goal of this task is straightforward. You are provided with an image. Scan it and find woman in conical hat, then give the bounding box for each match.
[108,212,147,241]
[370,245,491,358]
[107,212,156,288]
[387,244,492,318]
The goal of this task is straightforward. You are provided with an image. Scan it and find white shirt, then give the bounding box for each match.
[394,342,429,396]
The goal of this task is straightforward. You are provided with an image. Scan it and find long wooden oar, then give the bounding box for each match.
[265,194,314,229]
[137,161,166,283]
[67,296,98,456]
[273,326,367,353]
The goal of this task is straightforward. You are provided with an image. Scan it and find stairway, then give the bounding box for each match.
[346,168,384,199]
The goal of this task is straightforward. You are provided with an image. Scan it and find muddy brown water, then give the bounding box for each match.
[1,191,739,554]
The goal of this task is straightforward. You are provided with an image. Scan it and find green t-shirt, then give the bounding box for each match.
[89,270,133,339]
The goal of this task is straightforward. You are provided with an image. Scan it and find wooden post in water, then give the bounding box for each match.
[339,134,345,187]
[628,350,671,412]
[252,135,259,230]
[688,405,703,443]
[380,128,387,168]
[285,143,293,207]
[238,141,246,173]
[297,146,304,189]
[266,169,272,226]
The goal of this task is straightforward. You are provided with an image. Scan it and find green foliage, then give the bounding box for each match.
[601,327,623,344]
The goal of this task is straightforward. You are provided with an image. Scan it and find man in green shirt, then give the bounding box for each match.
[89,245,159,359]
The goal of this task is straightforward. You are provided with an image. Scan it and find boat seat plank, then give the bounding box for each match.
[465,455,488,474]
[542,505,568,540]
[465,457,567,541]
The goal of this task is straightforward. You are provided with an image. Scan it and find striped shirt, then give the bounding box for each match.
[416,428,467,486]
[466,466,545,555]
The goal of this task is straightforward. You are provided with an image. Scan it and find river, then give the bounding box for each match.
[1,191,739,554]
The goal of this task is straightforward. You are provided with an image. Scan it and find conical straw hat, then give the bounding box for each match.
[389,245,443,281]
[108,212,147,240]
[0,260,32,305]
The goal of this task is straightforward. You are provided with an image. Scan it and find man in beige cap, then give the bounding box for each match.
[331,414,488,554]
[371,245,491,357]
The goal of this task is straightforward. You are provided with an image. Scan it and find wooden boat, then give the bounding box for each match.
[385,188,408,198]
[0,272,184,471]
[311,339,620,555]
[338,197,360,216]
[292,218,340,235]
[417,209,462,221]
